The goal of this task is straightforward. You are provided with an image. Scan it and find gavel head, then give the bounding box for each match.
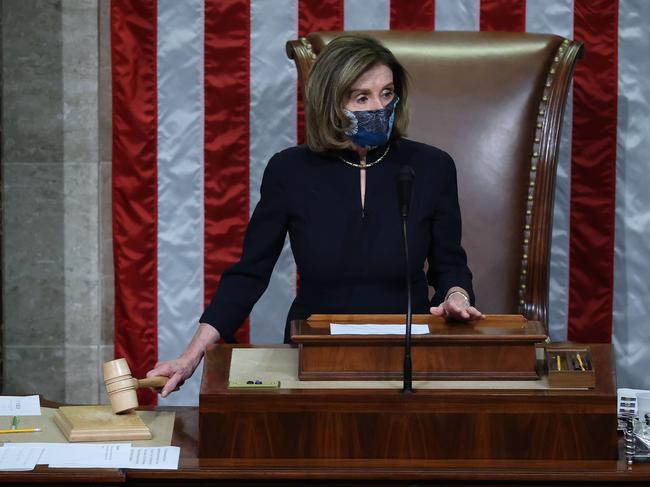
[102,358,139,414]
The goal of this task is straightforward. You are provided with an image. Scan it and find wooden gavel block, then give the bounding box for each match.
[102,358,168,414]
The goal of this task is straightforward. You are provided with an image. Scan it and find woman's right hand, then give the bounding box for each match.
[146,323,221,397]
[146,354,201,398]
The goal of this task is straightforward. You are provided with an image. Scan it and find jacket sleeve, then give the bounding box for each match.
[426,152,475,306]
[200,154,289,342]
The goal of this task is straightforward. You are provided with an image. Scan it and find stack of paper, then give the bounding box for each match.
[330,323,430,335]
[0,395,41,416]
[0,446,44,471]
[127,446,180,469]
[0,443,180,470]
[616,388,650,430]
[618,388,641,418]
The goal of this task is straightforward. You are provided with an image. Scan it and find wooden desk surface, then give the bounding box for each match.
[7,350,650,485]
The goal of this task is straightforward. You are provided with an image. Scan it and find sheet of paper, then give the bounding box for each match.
[618,387,643,418]
[6,442,132,468]
[0,395,41,416]
[0,446,44,471]
[4,443,180,470]
[127,446,180,470]
[330,323,430,335]
[2,443,60,464]
[49,443,131,468]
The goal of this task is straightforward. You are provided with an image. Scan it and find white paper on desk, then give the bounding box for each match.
[330,323,430,335]
[127,447,180,470]
[616,388,650,431]
[0,446,44,471]
[618,388,644,418]
[0,395,41,416]
[3,443,62,465]
[46,443,131,468]
[49,443,131,468]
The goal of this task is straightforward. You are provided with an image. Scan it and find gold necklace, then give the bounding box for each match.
[338,144,390,169]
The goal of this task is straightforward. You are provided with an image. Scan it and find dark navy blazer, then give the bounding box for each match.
[200,138,474,342]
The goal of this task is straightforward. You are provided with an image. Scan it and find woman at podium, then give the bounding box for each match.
[148,35,483,397]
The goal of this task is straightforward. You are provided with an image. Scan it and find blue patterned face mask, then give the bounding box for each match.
[343,96,399,149]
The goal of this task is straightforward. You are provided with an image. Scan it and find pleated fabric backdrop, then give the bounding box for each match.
[111,0,650,405]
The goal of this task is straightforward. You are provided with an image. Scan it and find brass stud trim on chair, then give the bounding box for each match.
[299,37,317,61]
[519,39,569,306]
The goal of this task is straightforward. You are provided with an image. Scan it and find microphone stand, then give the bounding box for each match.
[396,165,415,394]
[401,214,413,394]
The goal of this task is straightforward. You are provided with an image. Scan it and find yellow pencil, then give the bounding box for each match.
[576,353,586,371]
[0,427,41,434]
[556,354,561,371]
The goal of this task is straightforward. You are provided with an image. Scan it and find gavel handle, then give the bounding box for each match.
[137,376,168,389]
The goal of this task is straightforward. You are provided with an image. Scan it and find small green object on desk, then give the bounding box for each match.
[10,415,19,430]
[228,380,280,389]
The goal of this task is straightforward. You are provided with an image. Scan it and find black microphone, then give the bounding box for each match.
[396,165,415,218]
[396,165,415,394]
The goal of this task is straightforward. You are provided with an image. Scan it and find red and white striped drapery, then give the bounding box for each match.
[111,0,650,405]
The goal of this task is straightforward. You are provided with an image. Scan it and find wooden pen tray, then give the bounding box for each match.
[545,345,595,388]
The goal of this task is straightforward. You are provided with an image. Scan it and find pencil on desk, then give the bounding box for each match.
[0,427,41,434]
[576,353,586,371]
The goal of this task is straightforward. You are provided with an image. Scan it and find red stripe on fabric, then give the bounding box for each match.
[297,0,344,145]
[390,0,435,30]
[480,0,525,32]
[111,0,158,405]
[204,0,251,343]
[568,0,618,343]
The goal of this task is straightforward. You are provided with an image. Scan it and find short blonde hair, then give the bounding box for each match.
[304,35,410,153]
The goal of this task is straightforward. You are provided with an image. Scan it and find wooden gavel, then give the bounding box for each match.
[102,358,168,414]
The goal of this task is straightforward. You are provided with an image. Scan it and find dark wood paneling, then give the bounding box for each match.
[299,343,539,380]
[199,345,617,461]
[293,315,546,380]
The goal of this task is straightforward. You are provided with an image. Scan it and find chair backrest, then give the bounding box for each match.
[287,31,582,331]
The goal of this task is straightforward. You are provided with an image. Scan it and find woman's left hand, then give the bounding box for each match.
[430,288,484,321]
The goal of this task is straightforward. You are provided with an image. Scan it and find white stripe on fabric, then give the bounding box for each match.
[156,0,204,406]
[435,0,479,31]
[613,0,650,390]
[249,0,298,344]
[525,0,573,341]
[344,0,389,30]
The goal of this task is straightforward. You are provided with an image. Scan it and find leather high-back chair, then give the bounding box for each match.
[287,31,582,332]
